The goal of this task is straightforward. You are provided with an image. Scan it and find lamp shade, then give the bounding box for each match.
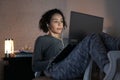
[4,38,14,54]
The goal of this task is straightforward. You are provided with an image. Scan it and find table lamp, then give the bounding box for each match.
[4,38,14,57]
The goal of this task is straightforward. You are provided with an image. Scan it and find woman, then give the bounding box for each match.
[32,8,67,77]
[32,8,120,79]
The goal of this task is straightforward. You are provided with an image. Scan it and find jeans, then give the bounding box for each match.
[44,32,120,80]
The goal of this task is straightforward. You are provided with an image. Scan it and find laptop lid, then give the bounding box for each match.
[69,11,104,44]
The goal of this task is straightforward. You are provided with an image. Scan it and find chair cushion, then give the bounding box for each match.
[32,76,52,80]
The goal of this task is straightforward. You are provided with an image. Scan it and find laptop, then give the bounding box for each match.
[69,11,103,44]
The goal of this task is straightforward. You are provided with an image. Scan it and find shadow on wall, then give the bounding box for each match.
[105,0,120,37]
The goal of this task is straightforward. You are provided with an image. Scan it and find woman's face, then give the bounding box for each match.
[48,13,64,35]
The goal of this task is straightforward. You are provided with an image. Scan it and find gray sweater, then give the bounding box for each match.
[32,35,64,72]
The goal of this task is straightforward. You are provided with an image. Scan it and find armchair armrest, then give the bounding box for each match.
[83,59,93,80]
[104,51,120,80]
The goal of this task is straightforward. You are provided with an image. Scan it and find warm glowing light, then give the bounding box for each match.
[4,39,14,54]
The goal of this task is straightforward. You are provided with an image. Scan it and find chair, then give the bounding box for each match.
[104,51,120,80]
[83,51,120,80]
[83,59,93,80]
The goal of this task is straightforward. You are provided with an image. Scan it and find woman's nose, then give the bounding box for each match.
[58,22,62,26]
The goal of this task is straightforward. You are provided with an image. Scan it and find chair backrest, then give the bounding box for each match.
[104,51,120,80]
[83,59,93,80]
[83,51,120,80]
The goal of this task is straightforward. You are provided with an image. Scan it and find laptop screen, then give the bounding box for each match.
[69,11,104,44]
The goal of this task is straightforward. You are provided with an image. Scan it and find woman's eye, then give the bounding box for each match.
[54,21,58,23]
[61,21,63,23]
[53,21,59,23]
[52,20,63,24]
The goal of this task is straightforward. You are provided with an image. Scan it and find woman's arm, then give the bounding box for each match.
[32,37,49,72]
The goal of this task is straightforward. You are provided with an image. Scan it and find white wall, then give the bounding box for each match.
[0,0,120,57]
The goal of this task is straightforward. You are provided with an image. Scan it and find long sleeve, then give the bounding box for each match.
[32,37,49,72]
[32,35,64,72]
